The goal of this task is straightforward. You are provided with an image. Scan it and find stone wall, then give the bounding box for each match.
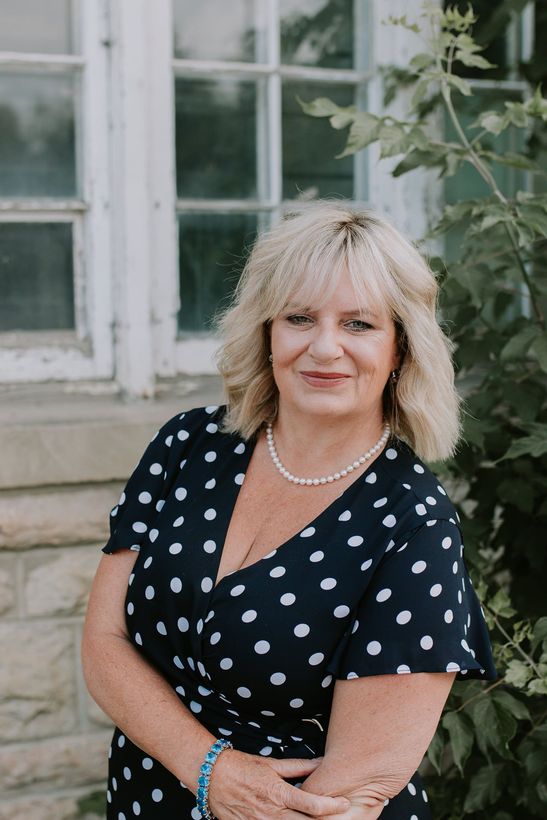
[0,380,222,819]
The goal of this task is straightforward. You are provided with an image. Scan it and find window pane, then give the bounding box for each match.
[173,0,267,62]
[283,81,354,199]
[175,77,259,200]
[0,0,75,54]
[0,222,75,331]
[281,0,359,69]
[0,72,77,198]
[178,212,258,332]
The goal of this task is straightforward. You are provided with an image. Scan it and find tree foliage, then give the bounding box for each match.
[302,4,547,817]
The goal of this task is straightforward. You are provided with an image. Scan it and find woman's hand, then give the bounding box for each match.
[207,749,352,819]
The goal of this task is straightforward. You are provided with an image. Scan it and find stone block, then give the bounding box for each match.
[0,732,109,793]
[0,555,16,616]
[0,623,77,742]
[0,788,104,820]
[0,487,118,551]
[23,546,100,617]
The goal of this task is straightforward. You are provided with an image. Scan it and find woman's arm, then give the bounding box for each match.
[299,671,456,816]
[82,551,351,819]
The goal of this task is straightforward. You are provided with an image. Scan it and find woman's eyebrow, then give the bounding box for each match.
[285,304,379,318]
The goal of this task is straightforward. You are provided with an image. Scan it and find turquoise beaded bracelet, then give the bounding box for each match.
[196,738,233,819]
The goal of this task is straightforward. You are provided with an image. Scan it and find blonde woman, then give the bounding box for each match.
[82,203,497,819]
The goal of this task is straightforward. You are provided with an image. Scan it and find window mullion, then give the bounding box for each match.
[267,0,282,223]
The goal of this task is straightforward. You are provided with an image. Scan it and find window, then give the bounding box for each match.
[172,0,371,372]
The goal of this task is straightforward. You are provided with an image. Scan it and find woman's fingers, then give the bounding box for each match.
[280,781,351,817]
[268,756,323,779]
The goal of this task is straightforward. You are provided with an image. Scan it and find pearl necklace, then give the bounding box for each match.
[266,422,391,486]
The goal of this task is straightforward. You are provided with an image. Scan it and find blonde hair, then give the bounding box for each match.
[213,202,461,462]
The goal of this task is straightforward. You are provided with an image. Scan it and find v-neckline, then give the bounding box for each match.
[211,427,394,593]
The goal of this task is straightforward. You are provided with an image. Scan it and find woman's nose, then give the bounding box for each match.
[308,323,343,361]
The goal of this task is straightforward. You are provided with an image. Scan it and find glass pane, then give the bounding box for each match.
[281,0,357,69]
[178,212,258,332]
[173,0,267,62]
[0,222,75,331]
[175,77,259,199]
[283,81,355,199]
[0,71,77,198]
[0,0,75,54]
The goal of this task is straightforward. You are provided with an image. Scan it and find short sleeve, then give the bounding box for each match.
[331,518,498,682]
[102,408,202,554]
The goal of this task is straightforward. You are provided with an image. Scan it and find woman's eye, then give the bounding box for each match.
[346,319,372,331]
[286,314,312,325]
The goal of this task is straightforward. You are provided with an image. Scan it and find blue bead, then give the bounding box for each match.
[205,751,217,762]
[200,763,213,774]
[198,775,208,787]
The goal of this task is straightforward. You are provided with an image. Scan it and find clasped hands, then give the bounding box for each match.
[208,749,384,819]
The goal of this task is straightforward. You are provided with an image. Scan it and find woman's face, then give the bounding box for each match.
[269,267,400,424]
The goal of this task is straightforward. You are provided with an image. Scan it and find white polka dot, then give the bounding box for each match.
[338,510,351,521]
[230,584,245,596]
[458,590,463,604]
[149,463,162,475]
[254,640,270,654]
[270,672,286,684]
[135,632,142,645]
[333,605,350,618]
[452,560,458,574]
[191,809,201,820]
[143,556,153,569]
[382,514,396,527]
[127,602,134,615]
[351,619,359,634]
[300,526,316,538]
[201,577,213,593]
[259,746,273,755]
[173,655,184,669]
[196,619,203,634]
[173,515,184,527]
[242,609,257,623]
[280,592,296,606]
[190,701,202,713]
[205,478,216,489]
[144,584,155,600]
[442,536,452,549]
[204,508,217,520]
[321,674,333,687]
[177,429,189,441]
[220,657,233,670]
[270,565,286,578]
[170,577,182,593]
[426,496,437,505]
[169,542,182,554]
[415,504,427,516]
[294,623,310,637]
[365,471,377,483]
[132,801,141,815]
[156,621,167,635]
[413,464,425,473]
[203,539,216,553]
[446,661,460,672]
[234,472,245,485]
[151,788,163,802]
[347,535,364,547]
[461,638,471,653]
[420,635,434,650]
[210,631,221,645]
[123,766,131,780]
[397,664,411,674]
[205,451,217,462]
[361,558,372,571]
[412,560,427,574]
[309,550,324,562]
[290,698,304,708]
[177,616,189,632]
[373,497,388,508]
[138,491,152,504]
[118,734,126,747]
[206,422,218,433]
[320,577,337,590]
[407,782,417,796]
[142,757,153,770]
[237,686,252,698]
[205,405,218,414]
[430,583,442,597]
[367,641,382,655]
[396,610,412,624]
[175,685,186,697]
[422,789,429,802]
[385,448,398,460]
[376,588,392,602]
[444,609,454,623]
[309,652,324,665]
[132,521,147,534]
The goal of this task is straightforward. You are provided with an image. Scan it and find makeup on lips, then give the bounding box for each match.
[300,371,351,388]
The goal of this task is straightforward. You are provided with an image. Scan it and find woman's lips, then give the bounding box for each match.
[300,371,351,387]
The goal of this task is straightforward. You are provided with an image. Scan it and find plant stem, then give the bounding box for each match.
[455,678,506,712]
[487,608,543,677]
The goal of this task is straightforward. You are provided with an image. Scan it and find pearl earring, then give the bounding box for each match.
[268,354,273,364]
[390,369,400,383]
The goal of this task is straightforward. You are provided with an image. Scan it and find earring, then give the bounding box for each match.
[268,354,273,364]
[390,368,400,383]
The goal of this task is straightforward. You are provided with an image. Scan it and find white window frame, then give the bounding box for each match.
[0,0,114,384]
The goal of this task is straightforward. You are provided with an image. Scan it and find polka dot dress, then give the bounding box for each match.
[102,405,497,818]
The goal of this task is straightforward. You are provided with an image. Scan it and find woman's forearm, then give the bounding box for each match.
[81,632,215,792]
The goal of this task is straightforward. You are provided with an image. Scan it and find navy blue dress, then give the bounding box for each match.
[101,404,497,819]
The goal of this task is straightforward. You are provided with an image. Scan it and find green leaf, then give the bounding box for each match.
[297,96,344,118]
[463,764,505,811]
[497,427,547,461]
[336,112,381,158]
[491,690,531,722]
[410,52,434,70]
[471,698,517,759]
[455,49,496,70]
[474,111,508,135]
[446,74,473,97]
[488,589,517,619]
[532,617,547,650]
[442,711,474,774]
[378,124,409,158]
[500,326,540,362]
[411,78,430,109]
[504,659,533,688]
[530,335,547,373]
[426,728,444,775]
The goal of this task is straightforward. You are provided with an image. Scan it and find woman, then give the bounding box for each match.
[82,202,497,819]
